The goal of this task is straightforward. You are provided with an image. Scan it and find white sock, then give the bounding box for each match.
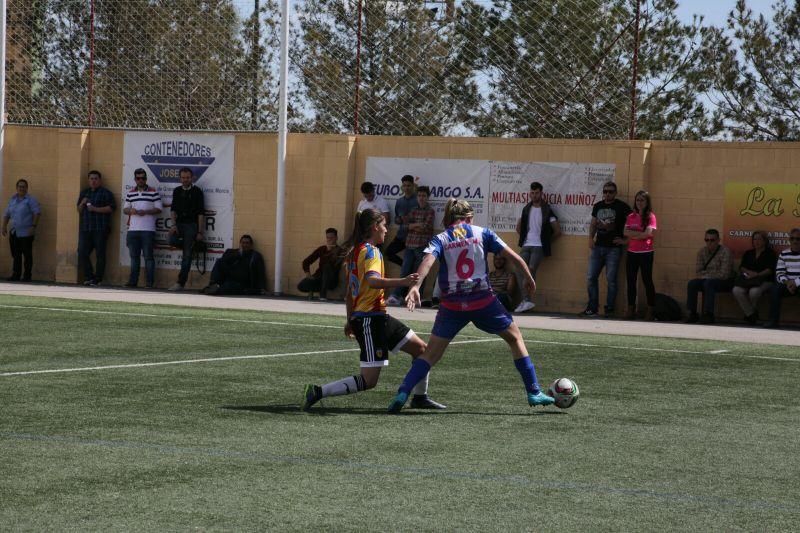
[320,375,364,398]
[411,372,429,396]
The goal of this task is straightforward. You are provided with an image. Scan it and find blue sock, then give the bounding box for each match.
[514,356,540,394]
[399,359,432,395]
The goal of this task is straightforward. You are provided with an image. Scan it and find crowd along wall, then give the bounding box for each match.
[1,125,797,324]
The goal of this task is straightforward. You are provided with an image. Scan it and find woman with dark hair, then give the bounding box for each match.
[732,230,777,324]
[301,209,445,411]
[623,190,658,320]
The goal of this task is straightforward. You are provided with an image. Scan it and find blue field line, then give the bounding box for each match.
[1,431,796,514]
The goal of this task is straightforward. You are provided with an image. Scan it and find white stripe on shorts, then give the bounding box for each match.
[390,328,414,354]
[363,316,374,363]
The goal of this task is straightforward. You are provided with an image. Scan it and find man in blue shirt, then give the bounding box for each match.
[385,175,418,305]
[76,170,116,286]
[2,179,41,281]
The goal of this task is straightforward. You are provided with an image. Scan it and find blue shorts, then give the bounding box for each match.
[431,297,513,340]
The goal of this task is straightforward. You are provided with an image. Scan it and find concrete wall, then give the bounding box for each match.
[2,126,798,323]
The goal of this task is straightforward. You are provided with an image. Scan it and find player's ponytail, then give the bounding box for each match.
[344,208,384,264]
[442,198,474,226]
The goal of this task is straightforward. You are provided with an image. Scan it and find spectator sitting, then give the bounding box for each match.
[764,227,800,329]
[203,234,266,295]
[489,253,517,312]
[732,230,777,325]
[297,228,344,301]
[686,229,735,324]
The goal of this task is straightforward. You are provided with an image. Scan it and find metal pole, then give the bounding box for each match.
[629,0,641,140]
[89,0,95,127]
[273,0,289,295]
[0,0,6,192]
[251,0,260,129]
[354,0,362,134]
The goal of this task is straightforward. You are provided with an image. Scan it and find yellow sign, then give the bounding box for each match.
[723,183,800,257]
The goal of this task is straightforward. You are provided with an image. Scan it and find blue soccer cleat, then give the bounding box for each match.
[387,391,409,413]
[527,390,555,407]
[301,384,321,411]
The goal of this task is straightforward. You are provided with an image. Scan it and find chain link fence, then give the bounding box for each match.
[6,0,659,138]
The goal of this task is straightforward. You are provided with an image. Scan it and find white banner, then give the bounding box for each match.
[366,157,614,235]
[489,162,615,234]
[120,132,235,271]
[366,158,489,228]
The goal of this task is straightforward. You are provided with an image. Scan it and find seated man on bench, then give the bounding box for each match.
[203,234,266,295]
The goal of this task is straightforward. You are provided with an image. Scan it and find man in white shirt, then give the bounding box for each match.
[356,182,390,226]
[123,168,163,288]
[514,181,561,312]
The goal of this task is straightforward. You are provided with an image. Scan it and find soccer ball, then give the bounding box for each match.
[547,378,580,409]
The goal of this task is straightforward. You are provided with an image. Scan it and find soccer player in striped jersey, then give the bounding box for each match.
[301,208,445,411]
[388,198,554,413]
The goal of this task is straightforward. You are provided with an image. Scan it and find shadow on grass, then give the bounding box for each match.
[220,404,566,416]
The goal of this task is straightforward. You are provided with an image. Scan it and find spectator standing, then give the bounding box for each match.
[384,175,418,266]
[297,228,343,301]
[764,228,800,329]
[203,234,267,295]
[2,179,41,281]
[387,185,434,306]
[732,230,777,324]
[122,168,162,288]
[623,190,657,320]
[514,181,561,313]
[580,181,631,317]
[76,170,116,286]
[168,167,205,291]
[685,229,735,324]
[356,182,390,226]
[489,253,517,312]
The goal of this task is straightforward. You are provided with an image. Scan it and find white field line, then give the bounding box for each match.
[0,303,343,329]
[1,304,798,370]
[0,339,501,377]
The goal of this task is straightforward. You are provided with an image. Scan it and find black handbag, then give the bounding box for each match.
[734,272,761,288]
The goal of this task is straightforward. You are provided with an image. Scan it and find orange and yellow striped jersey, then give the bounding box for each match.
[348,242,386,316]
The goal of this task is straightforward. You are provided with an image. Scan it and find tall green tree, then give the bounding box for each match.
[700,0,800,140]
[293,0,482,135]
[474,0,633,138]
[92,0,249,130]
[633,0,720,140]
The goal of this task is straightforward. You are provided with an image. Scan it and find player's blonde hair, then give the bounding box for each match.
[442,198,474,226]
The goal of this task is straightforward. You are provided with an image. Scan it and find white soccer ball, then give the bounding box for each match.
[547,377,580,409]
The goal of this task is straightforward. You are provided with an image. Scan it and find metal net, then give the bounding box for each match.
[5,0,677,139]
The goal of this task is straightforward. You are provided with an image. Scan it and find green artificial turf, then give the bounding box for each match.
[0,294,798,531]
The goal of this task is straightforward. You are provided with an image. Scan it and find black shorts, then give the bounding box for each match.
[350,314,414,368]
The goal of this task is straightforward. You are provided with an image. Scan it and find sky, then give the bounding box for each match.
[674,0,777,27]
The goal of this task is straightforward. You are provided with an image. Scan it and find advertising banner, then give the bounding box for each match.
[489,162,614,233]
[366,157,613,235]
[366,158,489,229]
[120,132,235,271]
[723,182,800,256]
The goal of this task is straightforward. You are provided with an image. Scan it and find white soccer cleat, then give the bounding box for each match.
[514,300,535,313]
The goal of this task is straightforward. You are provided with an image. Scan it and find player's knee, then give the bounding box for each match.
[362,374,379,389]
[405,337,427,358]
